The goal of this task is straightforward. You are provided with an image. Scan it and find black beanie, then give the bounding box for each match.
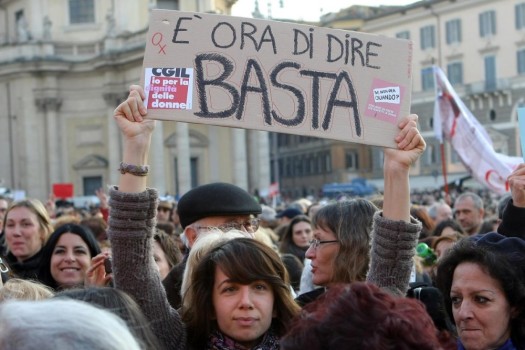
[177,182,262,228]
[471,232,525,275]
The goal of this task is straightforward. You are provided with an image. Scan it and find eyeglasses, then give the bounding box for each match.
[193,218,260,233]
[308,239,339,250]
[157,207,171,213]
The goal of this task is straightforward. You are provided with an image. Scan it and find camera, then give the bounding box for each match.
[104,257,113,274]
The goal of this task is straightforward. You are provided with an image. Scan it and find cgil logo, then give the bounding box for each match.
[151,68,191,77]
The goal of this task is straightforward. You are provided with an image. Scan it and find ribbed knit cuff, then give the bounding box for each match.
[368,211,422,296]
[108,186,158,238]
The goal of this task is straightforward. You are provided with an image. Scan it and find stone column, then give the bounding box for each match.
[103,92,126,186]
[232,128,248,190]
[176,122,191,195]
[35,97,62,185]
[208,126,220,183]
[255,130,271,194]
[151,122,166,195]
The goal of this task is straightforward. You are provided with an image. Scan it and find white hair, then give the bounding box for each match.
[0,299,141,350]
[180,229,245,309]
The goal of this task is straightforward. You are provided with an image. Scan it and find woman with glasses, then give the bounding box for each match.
[296,116,425,306]
[107,85,425,349]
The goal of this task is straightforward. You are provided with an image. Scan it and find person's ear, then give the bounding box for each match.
[184,226,198,248]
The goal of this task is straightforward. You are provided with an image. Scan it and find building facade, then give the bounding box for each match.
[0,0,271,201]
[363,0,523,187]
[274,0,524,198]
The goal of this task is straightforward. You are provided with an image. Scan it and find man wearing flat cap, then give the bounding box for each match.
[162,182,262,308]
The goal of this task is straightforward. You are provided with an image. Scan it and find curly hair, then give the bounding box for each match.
[281,282,444,349]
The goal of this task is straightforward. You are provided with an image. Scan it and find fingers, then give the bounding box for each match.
[114,85,147,122]
[395,114,425,151]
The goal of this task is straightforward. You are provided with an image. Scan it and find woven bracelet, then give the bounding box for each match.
[118,162,149,176]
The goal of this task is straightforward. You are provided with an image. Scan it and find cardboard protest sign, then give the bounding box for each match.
[141,10,413,148]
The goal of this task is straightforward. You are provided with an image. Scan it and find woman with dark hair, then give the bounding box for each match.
[435,233,525,350]
[279,215,312,263]
[37,224,101,290]
[281,283,450,350]
[56,287,162,350]
[182,238,300,349]
[432,219,465,237]
[106,85,426,350]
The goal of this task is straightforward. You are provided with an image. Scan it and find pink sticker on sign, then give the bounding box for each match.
[365,78,404,124]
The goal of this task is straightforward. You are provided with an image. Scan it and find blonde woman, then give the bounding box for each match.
[3,199,53,280]
[0,278,54,301]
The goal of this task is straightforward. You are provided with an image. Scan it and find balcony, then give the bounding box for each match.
[465,79,510,95]
[0,29,147,64]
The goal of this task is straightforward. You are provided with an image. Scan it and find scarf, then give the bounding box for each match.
[458,338,517,350]
[206,329,280,350]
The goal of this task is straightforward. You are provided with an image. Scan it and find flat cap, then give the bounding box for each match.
[177,182,262,228]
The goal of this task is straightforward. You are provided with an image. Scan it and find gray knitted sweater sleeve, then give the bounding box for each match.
[108,187,186,350]
[366,211,422,297]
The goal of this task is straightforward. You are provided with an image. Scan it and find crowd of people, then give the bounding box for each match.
[0,84,523,350]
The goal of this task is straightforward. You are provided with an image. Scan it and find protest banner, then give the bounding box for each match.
[141,10,413,148]
[433,66,522,194]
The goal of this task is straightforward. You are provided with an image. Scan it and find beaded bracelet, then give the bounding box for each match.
[118,161,149,176]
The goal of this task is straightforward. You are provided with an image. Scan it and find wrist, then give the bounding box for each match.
[123,137,151,165]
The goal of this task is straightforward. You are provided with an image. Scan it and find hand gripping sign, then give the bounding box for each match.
[141,10,413,148]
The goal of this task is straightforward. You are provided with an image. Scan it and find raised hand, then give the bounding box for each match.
[507,163,525,208]
[85,252,113,287]
[384,114,426,171]
[114,85,155,144]
[382,114,426,222]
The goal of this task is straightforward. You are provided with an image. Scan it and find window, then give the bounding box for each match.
[69,0,95,24]
[516,3,525,29]
[345,151,359,170]
[396,31,410,39]
[489,109,496,121]
[420,25,435,50]
[421,67,435,91]
[484,55,496,90]
[518,49,525,74]
[157,0,179,10]
[446,19,462,44]
[325,152,332,172]
[83,176,102,196]
[447,62,463,85]
[479,10,496,37]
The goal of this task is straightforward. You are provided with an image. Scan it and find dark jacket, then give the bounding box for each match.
[498,199,525,239]
[4,248,44,280]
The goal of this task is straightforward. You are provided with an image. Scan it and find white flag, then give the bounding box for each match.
[432,66,522,194]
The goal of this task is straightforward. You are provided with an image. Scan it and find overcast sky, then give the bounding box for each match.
[232,0,420,22]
